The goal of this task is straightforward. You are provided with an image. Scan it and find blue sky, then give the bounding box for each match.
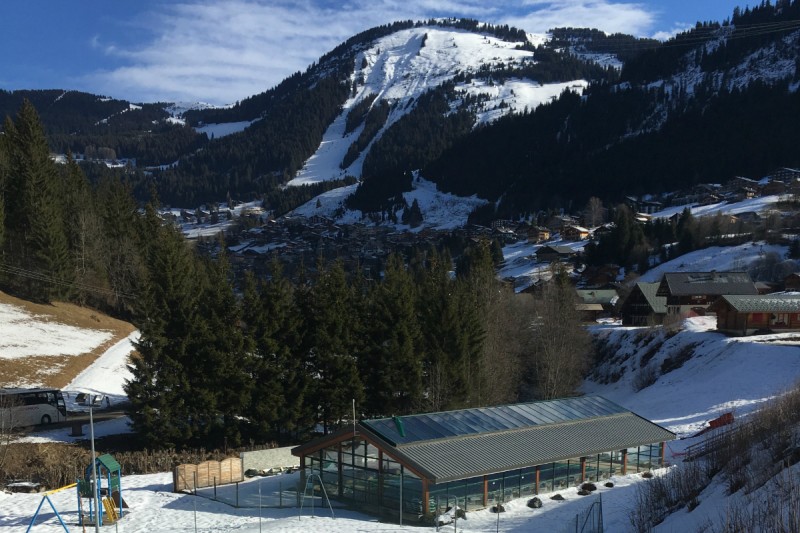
[0,1,756,105]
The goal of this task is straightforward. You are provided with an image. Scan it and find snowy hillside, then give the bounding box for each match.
[288,26,586,186]
[6,315,800,531]
[289,175,488,230]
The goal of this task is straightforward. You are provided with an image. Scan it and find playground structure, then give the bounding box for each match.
[77,453,128,527]
[26,483,75,533]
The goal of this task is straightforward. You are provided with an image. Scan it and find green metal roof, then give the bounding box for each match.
[716,294,800,313]
[392,412,674,483]
[96,453,121,472]
[362,396,628,447]
[659,272,758,297]
[294,396,675,484]
[636,282,667,314]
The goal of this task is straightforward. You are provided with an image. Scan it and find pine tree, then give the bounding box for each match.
[301,260,364,433]
[3,101,73,301]
[125,204,201,448]
[242,262,309,443]
[360,253,423,417]
[188,244,251,447]
[62,153,105,304]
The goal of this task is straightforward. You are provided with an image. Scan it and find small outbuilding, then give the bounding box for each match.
[292,396,674,523]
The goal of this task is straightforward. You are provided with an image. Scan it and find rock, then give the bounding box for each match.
[491,503,505,513]
[604,482,614,488]
[527,497,543,509]
[581,482,597,492]
[577,489,591,496]
[244,469,259,478]
[551,493,565,501]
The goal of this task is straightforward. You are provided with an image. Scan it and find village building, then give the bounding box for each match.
[709,294,800,335]
[655,272,758,317]
[620,282,668,326]
[535,245,578,263]
[562,225,590,241]
[785,272,800,292]
[291,396,675,524]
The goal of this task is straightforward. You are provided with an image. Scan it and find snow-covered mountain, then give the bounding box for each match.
[287,26,587,186]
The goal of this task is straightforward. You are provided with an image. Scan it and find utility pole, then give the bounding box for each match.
[89,397,100,532]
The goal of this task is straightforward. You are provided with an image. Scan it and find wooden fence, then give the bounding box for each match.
[173,457,243,492]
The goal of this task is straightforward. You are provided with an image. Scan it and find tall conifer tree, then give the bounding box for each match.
[361,253,423,417]
[301,260,364,433]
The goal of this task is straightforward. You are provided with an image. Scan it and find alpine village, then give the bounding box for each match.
[3,3,800,532]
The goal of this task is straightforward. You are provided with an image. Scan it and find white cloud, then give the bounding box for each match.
[86,0,660,104]
[502,0,655,35]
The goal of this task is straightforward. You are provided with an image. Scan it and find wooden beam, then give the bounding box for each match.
[483,475,488,507]
[580,456,586,483]
[421,478,430,515]
[621,449,628,475]
[535,465,540,495]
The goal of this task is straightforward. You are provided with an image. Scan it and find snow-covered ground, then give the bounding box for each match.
[289,176,488,231]
[0,303,112,361]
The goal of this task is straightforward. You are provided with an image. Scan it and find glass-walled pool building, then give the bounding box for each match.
[291,395,675,523]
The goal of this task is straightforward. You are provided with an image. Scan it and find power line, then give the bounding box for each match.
[0,262,135,299]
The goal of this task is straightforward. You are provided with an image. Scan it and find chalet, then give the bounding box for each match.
[580,264,621,287]
[709,294,800,335]
[655,272,758,317]
[525,226,551,243]
[535,245,578,263]
[292,396,674,524]
[575,289,619,312]
[576,303,605,322]
[562,225,590,241]
[620,282,667,326]
[760,180,786,196]
[766,167,800,183]
[545,215,577,232]
[785,272,800,292]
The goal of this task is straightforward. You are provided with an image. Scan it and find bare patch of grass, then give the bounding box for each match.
[0,290,135,388]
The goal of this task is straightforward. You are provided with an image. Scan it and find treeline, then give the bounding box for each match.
[0,100,147,314]
[126,238,591,449]
[156,76,351,206]
[585,204,800,279]
[548,27,660,63]
[346,84,474,212]
[263,176,357,217]
[622,0,800,84]
[425,76,800,223]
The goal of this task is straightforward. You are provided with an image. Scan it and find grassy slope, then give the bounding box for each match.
[0,291,135,389]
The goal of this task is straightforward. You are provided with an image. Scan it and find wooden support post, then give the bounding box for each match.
[377,450,384,508]
[421,478,430,516]
[337,443,344,497]
[535,465,540,494]
[660,442,666,467]
[580,456,586,483]
[483,475,488,507]
[621,449,628,475]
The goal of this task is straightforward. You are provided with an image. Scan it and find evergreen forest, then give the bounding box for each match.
[0,101,591,449]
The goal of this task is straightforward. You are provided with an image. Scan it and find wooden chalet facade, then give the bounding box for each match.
[535,245,578,263]
[656,272,758,317]
[562,225,590,241]
[709,294,800,335]
[620,282,667,326]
